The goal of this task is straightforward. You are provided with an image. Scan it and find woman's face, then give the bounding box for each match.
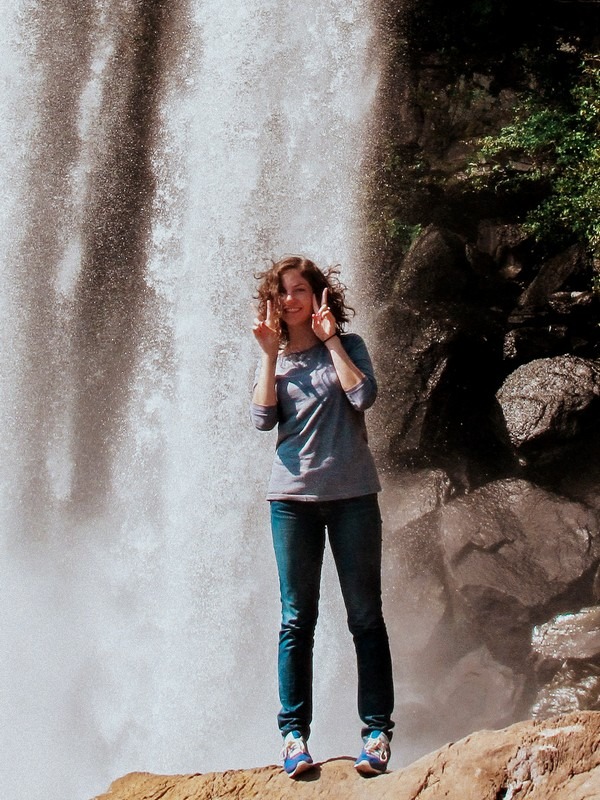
[279,269,314,329]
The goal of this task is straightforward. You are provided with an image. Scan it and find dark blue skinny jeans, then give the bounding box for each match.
[270,494,394,741]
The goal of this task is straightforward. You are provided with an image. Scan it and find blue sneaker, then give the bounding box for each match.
[354,731,391,775]
[281,730,314,777]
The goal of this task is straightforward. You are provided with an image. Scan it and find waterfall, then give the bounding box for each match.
[0,2,380,798]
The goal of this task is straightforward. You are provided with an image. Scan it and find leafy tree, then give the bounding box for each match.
[470,56,600,269]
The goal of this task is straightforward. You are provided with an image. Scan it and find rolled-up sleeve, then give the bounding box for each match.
[342,335,378,411]
[250,402,279,431]
[344,375,377,411]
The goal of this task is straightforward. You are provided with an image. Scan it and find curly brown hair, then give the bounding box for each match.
[254,255,354,344]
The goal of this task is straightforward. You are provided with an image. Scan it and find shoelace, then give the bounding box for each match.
[363,735,389,761]
[282,736,307,760]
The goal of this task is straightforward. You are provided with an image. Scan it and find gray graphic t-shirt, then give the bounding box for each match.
[251,333,381,501]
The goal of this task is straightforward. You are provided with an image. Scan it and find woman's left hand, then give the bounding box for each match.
[312,288,336,341]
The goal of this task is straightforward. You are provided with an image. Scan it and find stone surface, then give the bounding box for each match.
[496,355,600,455]
[533,664,600,720]
[380,469,454,532]
[531,609,600,720]
[439,478,600,664]
[384,508,448,656]
[93,711,600,800]
[518,245,585,309]
[432,646,527,736]
[373,224,506,478]
[532,608,600,664]
[381,470,453,659]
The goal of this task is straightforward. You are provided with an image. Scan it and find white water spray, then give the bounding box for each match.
[0,2,380,798]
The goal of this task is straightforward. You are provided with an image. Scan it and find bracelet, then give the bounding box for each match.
[323,334,337,343]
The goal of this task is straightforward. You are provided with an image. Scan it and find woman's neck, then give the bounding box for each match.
[285,325,320,353]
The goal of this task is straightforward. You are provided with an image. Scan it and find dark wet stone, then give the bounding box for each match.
[532,662,600,719]
[439,478,600,665]
[496,355,600,456]
[518,245,585,309]
[374,224,509,481]
[532,607,600,664]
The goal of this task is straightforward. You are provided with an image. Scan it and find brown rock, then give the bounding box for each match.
[384,508,447,656]
[531,609,600,720]
[440,478,600,663]
[496,355,600,454]
[381,469,453,657]
[373,225,502,475]
[518,245,585,309]
[532,608,600,664]
[92,711,600,799]
[533,663,600,720]
[381,469,454,531]
[433,646,527,735]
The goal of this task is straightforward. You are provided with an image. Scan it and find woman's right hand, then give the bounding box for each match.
[252,299,279,357]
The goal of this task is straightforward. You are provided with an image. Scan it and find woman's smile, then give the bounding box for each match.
[280,269,314,327]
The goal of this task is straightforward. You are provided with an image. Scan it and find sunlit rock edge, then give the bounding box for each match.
[94,710,600,799]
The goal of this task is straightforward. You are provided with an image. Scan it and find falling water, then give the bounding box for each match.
[0,2,380,798]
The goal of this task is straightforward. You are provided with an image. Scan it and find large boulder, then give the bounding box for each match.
[439,478,600,664]
[381,469,453,657]
[531,607,600,720]
[93,712,600,800]
[374,224,508,481]
[532,607,600,665]
[496,355,600,462]
[532,663,600,720]
[517,245,585,309]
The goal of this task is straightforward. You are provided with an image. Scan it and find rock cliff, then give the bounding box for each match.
[94,711,600,799]
[363,0,600,751]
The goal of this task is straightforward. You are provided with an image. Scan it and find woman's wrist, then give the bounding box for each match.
[322,333,337,344]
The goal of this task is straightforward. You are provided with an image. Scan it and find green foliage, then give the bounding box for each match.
[385,220,423,252]
[469,56,600,260]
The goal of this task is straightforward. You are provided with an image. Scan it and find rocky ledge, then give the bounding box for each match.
[94,711,600,800]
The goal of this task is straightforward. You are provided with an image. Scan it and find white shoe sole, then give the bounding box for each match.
[355,759,386,775]
[287,759,314,778]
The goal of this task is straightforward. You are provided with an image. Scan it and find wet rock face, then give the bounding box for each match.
[440,479,600,664]
[374,224,509,481]
[532,663,600,719]
[382,472,600,748]
[371,0,600,757]
[496,355,600,460]
[531,608,600,719]
[532,608,600,664]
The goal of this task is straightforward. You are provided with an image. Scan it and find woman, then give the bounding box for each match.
[250,255,394,778]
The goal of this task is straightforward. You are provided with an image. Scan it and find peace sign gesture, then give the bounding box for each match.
[312,288,336,342]
[252,299,279,357]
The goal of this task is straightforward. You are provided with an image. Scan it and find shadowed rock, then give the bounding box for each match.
[374,224,507,482]
[531,608,600,719]
[518,245,585,309]
[440,478,600,664]
[533,608,600,664]
[533,664,600,720]
[92,711,600,799]
[496,355,600,461]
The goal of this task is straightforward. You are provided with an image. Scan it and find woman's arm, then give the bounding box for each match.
[312,289,364,391]
[323,335,364,392]
[252,352,278,406]
[252,299,279,407]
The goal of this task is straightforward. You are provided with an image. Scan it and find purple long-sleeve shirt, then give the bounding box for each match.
[250,333,381,501]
